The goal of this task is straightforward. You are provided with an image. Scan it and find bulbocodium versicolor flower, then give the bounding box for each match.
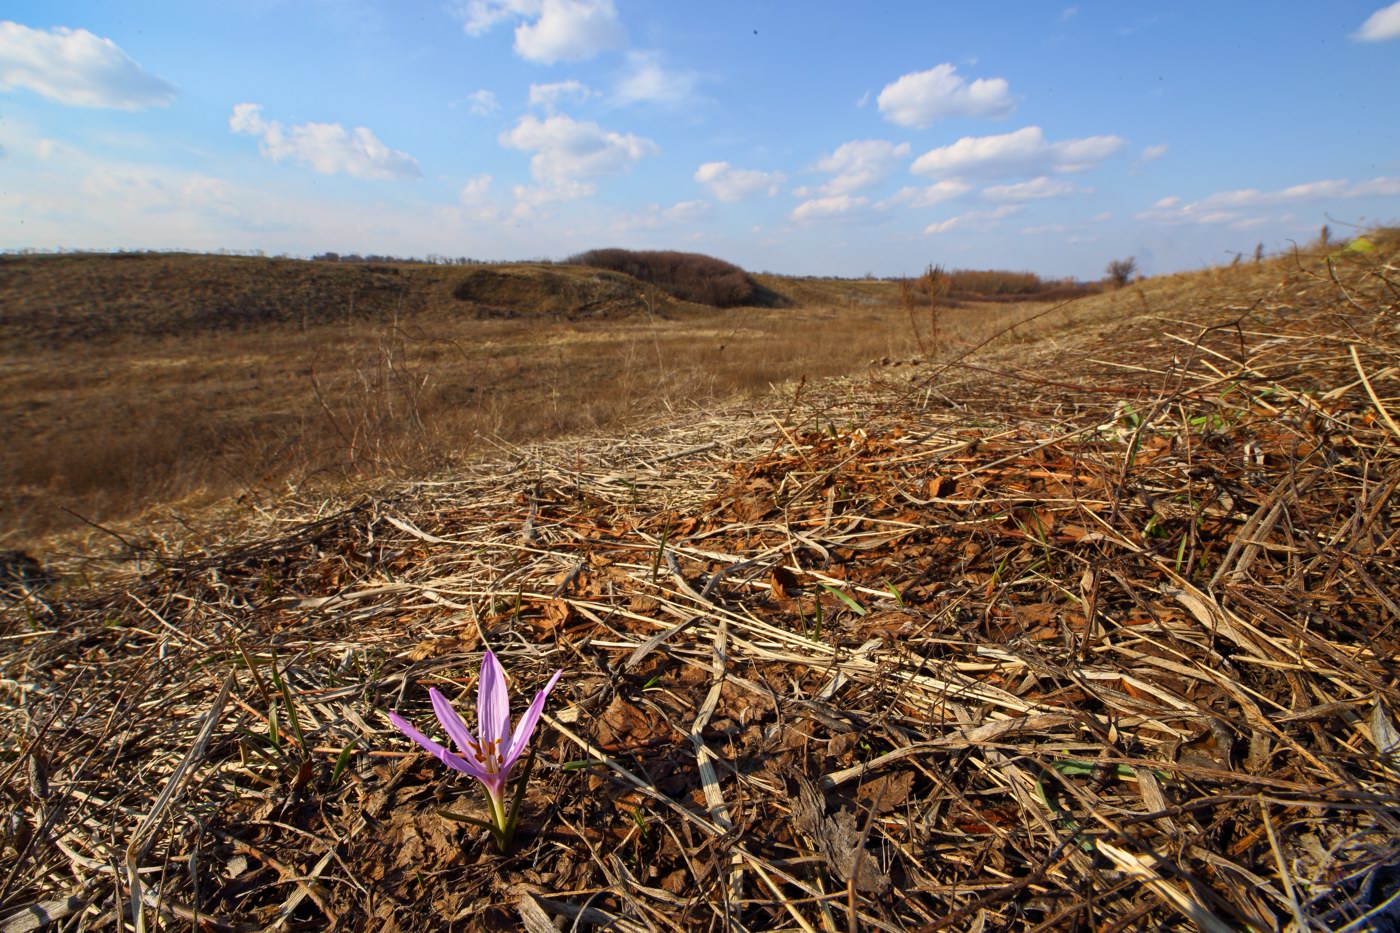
[388,650,562,850]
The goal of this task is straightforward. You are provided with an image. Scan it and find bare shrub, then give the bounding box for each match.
[1105,256,1138,288]
[566,248,762,307]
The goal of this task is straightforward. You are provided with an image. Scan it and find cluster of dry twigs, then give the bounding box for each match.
[3,238,1399,931]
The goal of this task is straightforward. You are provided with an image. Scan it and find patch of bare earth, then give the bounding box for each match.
[3,242,1399,930]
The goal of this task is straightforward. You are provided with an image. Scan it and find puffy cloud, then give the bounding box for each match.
[1354,2,1400,41]
[693,161,783,202]
[517,0,624,61]
[459,0,625,63]
[982,176,1081,201]
[813,140,911,195]
[230,104,422,180]
[790,194,872,222]
[879,180,971,208]
[877,63,1014,128]
[1136,175,1400,225]
[465,89,499,116]
[0,21,176,109]
[500,113,656,202]
[614,51,699,106]
[528,79,593,109]
[911,126,1125,180]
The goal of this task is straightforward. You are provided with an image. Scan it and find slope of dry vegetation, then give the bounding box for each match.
[3,237,1398,930]
[4,251,1096,547]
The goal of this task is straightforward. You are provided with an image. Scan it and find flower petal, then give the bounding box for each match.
[501,668,563,771]
[429,688,477,758]
[477,650,511,747]
[387,711,477,777]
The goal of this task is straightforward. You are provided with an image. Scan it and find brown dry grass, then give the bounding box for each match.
[3,236,1398,931]
[2,253,1099,549]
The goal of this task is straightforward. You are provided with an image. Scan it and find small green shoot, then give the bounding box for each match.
[819,583,867,616]
[883,580,905,606]
[330,738,359,787]
[649,518,670,584]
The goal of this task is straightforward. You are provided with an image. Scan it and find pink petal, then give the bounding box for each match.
[501,668,563,771]
[387,711,473,776]
[428,688,477,758]
[389,710,503,796]
[477,650,511,747]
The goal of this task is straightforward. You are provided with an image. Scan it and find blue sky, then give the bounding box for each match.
[2,1,1398,279]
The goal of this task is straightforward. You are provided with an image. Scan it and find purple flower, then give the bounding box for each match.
[389,651,562,844]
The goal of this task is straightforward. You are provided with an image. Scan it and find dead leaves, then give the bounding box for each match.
[790,771,890,895]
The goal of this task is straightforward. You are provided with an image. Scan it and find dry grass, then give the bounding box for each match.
[2,253,1096,548]
[3,237,1397,930]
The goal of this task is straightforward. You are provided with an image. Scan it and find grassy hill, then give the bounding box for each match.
[2,251,922,543]
[0,253,698,349]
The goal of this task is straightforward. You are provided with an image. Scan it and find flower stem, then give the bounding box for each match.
[487,789,511,851]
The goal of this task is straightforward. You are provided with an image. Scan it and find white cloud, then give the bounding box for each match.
[466,89,499,116]
[911,126,1125,180]
[814,140,911,195]
[1354,2,1400,41]
[983,176,1081,201]
[614,51,699,106]
[923,204,1023,235]
[458,0,535,34]
[615,198,713,232]
[662,199,710,223]
[1136,175,1400,226]
[1091,211,1113,222]
[880,180,971,208]
[230,104,421,180]
[693,161,783,202]
[460,174,492,203]
[459,0,624,63]
[500,113,656,202]
[1351,176,1400,196]
[791,194,872,222]
[529,79,593,110]
[876,63,1014,128]
[855,90,870,108]
[0,21,176,109]
[1022,223,1071,235]
[80,166,237,215]
[1138,143,1168,163]
[1061,6,1080,20]
[517,0,624,61]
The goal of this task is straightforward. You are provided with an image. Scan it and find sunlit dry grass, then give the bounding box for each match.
[11,240,1320,547]
[3,286,1021,544]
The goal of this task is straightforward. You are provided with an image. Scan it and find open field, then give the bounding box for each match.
[3,239,1399,931]
[1,253,1083,547]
